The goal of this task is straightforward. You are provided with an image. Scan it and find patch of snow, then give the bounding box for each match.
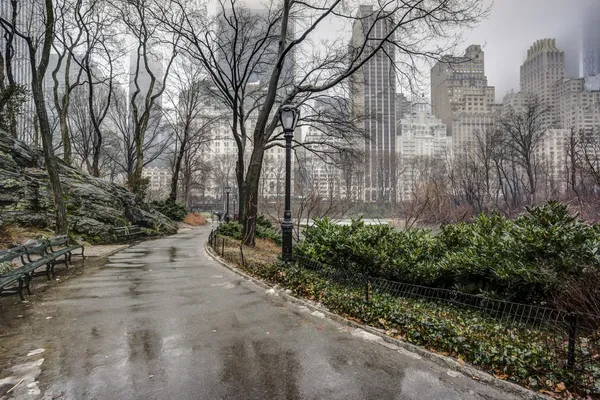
[351,328,383,344]
[27,349,45,357]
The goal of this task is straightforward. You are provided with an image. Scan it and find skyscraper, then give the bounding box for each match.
[349,5,397,203]
[520,38,565,127]
[0,0,38,139]
[431,45,497,155]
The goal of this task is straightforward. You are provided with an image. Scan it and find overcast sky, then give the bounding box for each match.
[462,0,596,101]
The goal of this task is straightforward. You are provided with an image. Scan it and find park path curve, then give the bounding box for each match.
[0,227,524,399]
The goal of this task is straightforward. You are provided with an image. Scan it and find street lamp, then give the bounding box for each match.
[224,185,231,223]
[279,103,300,262]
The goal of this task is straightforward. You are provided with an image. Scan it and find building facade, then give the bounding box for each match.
[520,38,565,127]
[350,5,397,203]
[431,45,497,155]
[142,167,172,200]
[396,107,448,200]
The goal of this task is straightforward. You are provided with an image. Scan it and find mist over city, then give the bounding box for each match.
[1,0,600,398]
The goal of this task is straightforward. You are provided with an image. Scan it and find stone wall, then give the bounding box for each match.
[0,130,177,242]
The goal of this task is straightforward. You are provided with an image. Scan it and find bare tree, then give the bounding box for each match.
[162,60,217,203]
[499,98,552,204]
[156,0,488,245]
[50,0,86,165]
[106,87,172,182]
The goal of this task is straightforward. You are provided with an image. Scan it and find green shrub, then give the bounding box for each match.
[295,201,600,304]
[218,215,282,245]
[218,221,242,240]
[151,199,187,221]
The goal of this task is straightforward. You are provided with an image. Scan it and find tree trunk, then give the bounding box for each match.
[59,105,71,164]
[241,0,290,245]
[30,0,68,234]
[235,145,245,222]
[241,139,265,246]
[129,122,146,200]
[169,136,186,202]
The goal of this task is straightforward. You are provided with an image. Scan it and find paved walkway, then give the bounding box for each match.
[0,228,524,399]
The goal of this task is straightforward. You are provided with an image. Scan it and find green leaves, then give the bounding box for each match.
[296,201,600,304]
[218,215,282,245]
[151,199,187,221]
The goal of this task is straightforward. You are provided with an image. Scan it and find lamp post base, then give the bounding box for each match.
[281,220,293,262]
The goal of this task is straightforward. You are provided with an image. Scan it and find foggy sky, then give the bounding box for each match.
[463,0,598,102]
[214,0,598,102]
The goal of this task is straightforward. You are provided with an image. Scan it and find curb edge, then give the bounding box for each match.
[203,242,550,400]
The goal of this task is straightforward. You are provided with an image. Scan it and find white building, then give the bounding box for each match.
[555,77,600,132]
[397,107,448,200]
[142,167,171,199]
[535,129,570,194]
[192,103,293,203]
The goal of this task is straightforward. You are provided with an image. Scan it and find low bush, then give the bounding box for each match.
[295,201,600,305]
[151,199,187,221]
[218,221,243,240]
[218,215,282,245]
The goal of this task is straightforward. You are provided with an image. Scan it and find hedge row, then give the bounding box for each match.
[295,201,600,305]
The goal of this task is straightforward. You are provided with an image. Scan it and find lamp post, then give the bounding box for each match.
[279,103,300,262]
[232,197,237,221]
[224,185,231,223]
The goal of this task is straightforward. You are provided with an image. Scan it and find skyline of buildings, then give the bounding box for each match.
[2,2,600,207]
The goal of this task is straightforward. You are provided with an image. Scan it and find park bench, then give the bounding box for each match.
[114,225,143,242]
[0,238,86,300]
[0,246,32,301]
[47,235,85,265]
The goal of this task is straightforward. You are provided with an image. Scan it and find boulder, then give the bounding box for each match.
[0,130,177,242]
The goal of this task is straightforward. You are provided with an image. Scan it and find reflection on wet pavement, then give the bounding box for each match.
[0,229,522,400]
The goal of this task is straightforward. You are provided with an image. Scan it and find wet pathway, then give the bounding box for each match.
[0,229,523,399]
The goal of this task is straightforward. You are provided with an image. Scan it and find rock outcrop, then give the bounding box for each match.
[0,130,177,242]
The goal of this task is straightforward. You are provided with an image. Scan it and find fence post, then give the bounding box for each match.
[365,277,370,304]
[567,312,578,369]
[240,244,245,267]
[221,238,225,256]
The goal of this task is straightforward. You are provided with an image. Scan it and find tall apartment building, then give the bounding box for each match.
[555,77,600,132]
[509,38,600,193]
[520,39,565,127]
[431,45,496,155]
[350,5,397,203]
[396,106,448,200]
